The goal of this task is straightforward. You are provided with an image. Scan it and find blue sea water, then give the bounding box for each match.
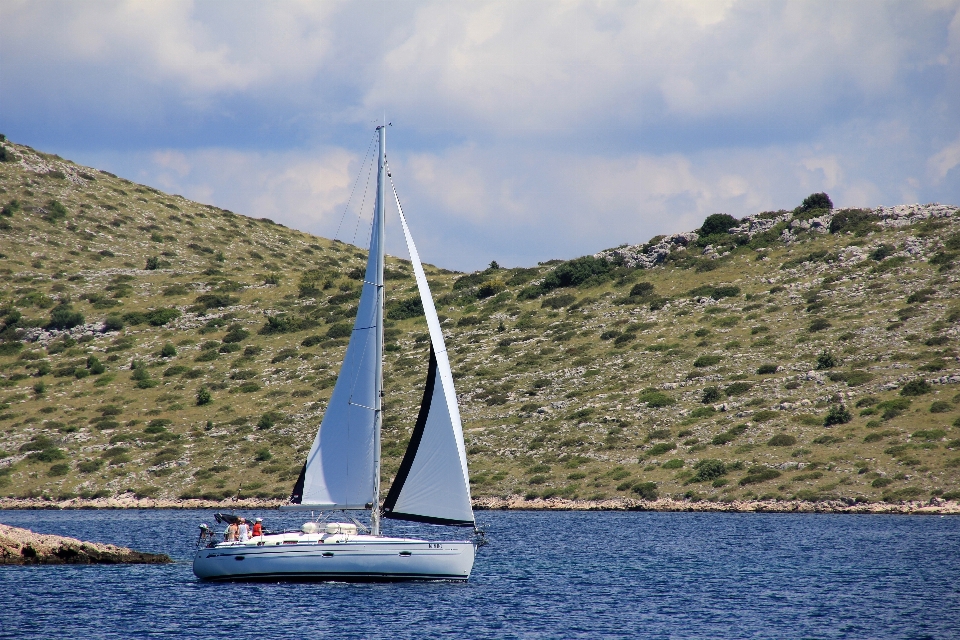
[0,510,958,639]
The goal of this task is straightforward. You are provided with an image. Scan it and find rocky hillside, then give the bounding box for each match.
[1,136,960,507]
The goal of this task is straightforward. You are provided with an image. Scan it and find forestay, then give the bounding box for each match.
[381,186,474,527]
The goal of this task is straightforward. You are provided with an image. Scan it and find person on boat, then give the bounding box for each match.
[251,518,263,537]
[238,517,250,542]
[225,521,238,542]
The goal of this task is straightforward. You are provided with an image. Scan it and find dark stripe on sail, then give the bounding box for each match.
[382,345,437,516]
[382,511,474,527]
[289,462,307,504]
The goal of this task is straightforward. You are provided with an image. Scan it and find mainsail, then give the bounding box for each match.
[381,186,474,527]
[290,132,386,510]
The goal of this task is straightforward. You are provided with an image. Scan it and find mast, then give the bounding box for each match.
[371,124,386,536]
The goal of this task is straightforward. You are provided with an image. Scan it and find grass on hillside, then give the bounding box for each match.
[1,136,960,506]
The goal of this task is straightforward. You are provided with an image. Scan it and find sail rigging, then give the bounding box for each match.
[287,125,473,530]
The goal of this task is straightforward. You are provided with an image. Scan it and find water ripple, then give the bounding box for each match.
[1,510,958,639]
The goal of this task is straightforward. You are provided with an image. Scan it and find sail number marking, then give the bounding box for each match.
[428,543,443,549]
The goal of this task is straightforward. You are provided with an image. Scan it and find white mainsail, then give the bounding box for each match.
[381,185,474,527]
[290,132,386,510]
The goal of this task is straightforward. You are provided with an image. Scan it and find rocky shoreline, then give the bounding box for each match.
[1,494,958,515]
[0,522,172,565]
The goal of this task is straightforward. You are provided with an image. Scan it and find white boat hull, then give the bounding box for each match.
[193,535,475,581]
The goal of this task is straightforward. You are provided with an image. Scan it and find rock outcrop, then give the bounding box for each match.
[0,522,171,565]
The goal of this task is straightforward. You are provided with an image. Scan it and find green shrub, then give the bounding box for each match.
[28,448,66,462]
[457,315,482,327]
[45,199,68,222]
[103,315,124,331]
[145,256,161,270]
[808,319,832,333]
[162,284,189,297]
[639,390,674,408]
[688,406,715,420]
[824,405,852,426]
[739,467,782,485]
[870,244,897,261]
[258,411,283,430]
[753,410,778,422]
[768,434,797,446]
[662,459,684,469]
[46,304,84,330]
[194,350,218,362]
[882,487,925,502]
[629,282,655,298]
[724,382,752,396]
[159,343,177,358]
[757,364,778,375]
[1,198,22,216]
[900,380,932,396]
[77,459,103,473]
[711,432,736,446]
[816,351,838,370]
[694,354,722,368]
[702,387,722,403]
[871,477,893,488]
[47,463,70,477]
[326,323,352,339]
[567,407,595,421]
[829,370,874,386]
[690,459,726,482]
[196,387,212,406]
[541,256,612,292]
[829,208,878,234]
[688,285,741,300]
[799,192,832,212]
[194,294,240,310]
[386,296,423,320]
[222,326,250,343]
[0,341,23,356]
[911,429,946,441]
[87,356,105,375]
[647,442,675,456]
[699,213,739,236]
[930,401,952,414]
[877,398,911,420]
[632,481,659,500]
[145,308,181,326]
[542,293,576,309]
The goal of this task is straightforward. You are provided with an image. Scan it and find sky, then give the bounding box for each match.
[1,0,959,272]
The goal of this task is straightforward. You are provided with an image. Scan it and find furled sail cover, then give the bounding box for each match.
[382,189,474,526]
[290,166,384,510]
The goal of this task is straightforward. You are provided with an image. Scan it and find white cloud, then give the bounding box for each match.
[801,156,843,190]
[929,135,960,183]
[4,0,960,270]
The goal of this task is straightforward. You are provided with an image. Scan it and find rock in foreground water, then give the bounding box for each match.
[0,523,171,565]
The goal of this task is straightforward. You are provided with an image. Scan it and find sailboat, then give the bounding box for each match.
[192,125,479,581]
